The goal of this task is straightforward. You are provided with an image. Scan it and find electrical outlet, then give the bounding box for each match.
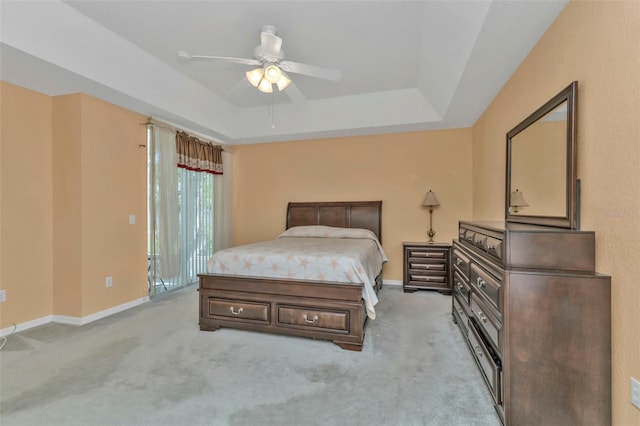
[632,377,640,410]
[105,276,113,288]
[0,289,6,302]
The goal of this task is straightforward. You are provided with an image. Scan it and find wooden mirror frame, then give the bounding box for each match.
[506,81,578,229]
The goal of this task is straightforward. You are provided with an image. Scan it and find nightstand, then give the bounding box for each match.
[403,242,451,294]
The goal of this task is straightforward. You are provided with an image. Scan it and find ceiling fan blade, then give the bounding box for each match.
[260,29,282,57]
[177,51,260,66]
[283,81,306,104]
[225,76,250,98]
[279,60,341,82]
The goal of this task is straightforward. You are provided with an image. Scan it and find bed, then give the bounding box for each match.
[198,200,385,351]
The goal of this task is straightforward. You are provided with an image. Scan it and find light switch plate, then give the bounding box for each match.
[129,214,136,225]
[0,289,6,302]
[632,377,640,409]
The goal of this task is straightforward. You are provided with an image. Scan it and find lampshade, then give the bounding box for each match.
[510,189,529,207]
[264,64,282,84]
[422,190,440,207]
[246,68,264,88]
[246,65,291,93]
[276,71,291,91]
[257,78,273,93]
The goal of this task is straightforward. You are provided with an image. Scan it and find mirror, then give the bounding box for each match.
[506,81,578,229]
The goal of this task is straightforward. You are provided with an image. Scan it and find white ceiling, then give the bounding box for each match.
[0,0,567,145]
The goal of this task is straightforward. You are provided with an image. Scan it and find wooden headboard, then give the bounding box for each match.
[286,201,382,242]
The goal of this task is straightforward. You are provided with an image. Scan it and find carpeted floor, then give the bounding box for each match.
[0,285,501,426]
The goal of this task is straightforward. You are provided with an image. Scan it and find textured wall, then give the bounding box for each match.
[231,129,473,281]
[1,84,148,325]
[0,82,54,324]
[472,1,640,423]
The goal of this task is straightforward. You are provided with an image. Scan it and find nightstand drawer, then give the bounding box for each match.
[407,249,447,259]
[408,262,447,273]
[408,274,447,284]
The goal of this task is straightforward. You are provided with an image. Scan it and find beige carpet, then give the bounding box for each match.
[0,285,500,426]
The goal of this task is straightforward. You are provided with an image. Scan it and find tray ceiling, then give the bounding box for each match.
[0,1,567,145]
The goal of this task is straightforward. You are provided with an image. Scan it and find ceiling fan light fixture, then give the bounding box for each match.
[276,72,291,91]
[246,68,264,88]
[257,78,273,93]
[263,64,282,84]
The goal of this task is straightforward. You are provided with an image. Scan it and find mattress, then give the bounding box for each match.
[207,226,388,319]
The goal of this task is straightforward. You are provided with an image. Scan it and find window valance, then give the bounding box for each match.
[176,131,223,175]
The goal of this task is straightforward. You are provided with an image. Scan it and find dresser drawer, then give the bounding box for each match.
[277,305,349,333]
[460,228,476,245]
[206,298,270,323]
[471,293,501,353]
[453,293,470,336]
[452,248,470,278]
[470,264,501,312]
[453,271,470,303]
[469,321,502,405]
[458,224,504,263]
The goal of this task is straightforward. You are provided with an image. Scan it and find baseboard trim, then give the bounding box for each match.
[0,296,150,337]
[1,315,53,337]
[382,279,402,287]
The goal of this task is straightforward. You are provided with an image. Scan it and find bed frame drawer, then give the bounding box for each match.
[206,298,270,323]
[277,305,349,333]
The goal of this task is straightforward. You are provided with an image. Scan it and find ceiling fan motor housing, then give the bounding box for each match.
[254,46,284,63]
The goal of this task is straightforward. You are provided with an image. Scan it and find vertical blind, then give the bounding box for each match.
[148,124,222,296]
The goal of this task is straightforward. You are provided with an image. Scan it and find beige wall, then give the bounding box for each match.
[231,129,473,281]
[472,1,640,424]
[0,82,54,324]
[52,94,83,317]
[78,95,148,315]
[1,83,148,325]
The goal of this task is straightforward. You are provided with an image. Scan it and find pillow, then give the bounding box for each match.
[277,225,379,241]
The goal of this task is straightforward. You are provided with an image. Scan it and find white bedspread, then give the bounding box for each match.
[206,226,388,319]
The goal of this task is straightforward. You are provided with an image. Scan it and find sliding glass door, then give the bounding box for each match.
[147,126,214,297]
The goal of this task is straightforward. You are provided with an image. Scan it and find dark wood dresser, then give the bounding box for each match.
[403,242,451,294]
[451,220,611,426]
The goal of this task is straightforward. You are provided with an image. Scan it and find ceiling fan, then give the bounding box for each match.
[177,25,341,99]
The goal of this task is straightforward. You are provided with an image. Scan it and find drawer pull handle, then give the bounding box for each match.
[476,277,486,288]
[474,345,484,357]
[456,258,463,265]
[456,283,463,290]
[476,311,488,323]
[303,314,319,324]
[229,307,244,315]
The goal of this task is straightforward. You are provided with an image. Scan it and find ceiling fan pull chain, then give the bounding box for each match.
[270,92,276,128]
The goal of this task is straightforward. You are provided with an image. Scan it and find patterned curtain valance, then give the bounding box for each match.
[176,131,223,175]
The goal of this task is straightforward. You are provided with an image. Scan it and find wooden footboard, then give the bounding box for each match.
[198,273,370,351]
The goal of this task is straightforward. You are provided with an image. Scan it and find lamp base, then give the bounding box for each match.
[427,229,436,243]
